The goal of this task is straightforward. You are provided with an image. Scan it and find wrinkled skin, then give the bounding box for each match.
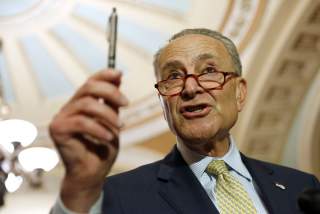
[156,34,247,157]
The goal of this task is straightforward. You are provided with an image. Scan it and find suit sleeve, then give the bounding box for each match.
[101,180,124,214]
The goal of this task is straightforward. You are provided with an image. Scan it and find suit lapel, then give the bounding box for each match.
[241,154,294,214]
[157,147,219,214]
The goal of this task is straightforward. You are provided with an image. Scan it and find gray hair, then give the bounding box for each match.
[153,28,242,76]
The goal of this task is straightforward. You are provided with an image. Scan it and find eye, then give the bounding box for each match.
[202,66,217,74]
[167,71,184,80]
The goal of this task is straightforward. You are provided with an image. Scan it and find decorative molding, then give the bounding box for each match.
[219,0,235,32]
[292,66,320,177]
[236,0,320,163]
[220,0,267,52]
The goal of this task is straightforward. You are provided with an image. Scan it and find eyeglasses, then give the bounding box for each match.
[154,71,239,96]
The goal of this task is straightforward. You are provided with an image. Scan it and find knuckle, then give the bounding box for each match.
[109,113,118,124]
[115,90,122,99]
[49,115,62,134]
[83,79,95,91]
[74,117,86,129]
[48,122,57,136]
[110,90,122,102]
[81,97,94,111]
[107,85,117,95]
[110,126,120,136]
[87,75,96,82]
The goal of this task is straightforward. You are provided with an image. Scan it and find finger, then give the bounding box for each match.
[96,117,120,139]
[93,69,123,86]
[63,96,121,128]
[71,80,129,107]
[58,115,116,144]
[75,133,119,162]
[60,97,121,140]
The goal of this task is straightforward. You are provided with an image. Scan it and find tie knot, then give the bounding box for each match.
[206,160,229,176]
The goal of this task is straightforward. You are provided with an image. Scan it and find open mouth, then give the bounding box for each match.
[183,104,208,113]
[180,104,211,118]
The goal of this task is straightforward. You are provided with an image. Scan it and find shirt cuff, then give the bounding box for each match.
[50,192,103,214]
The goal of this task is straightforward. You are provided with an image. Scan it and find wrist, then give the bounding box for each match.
[60,176,104,212]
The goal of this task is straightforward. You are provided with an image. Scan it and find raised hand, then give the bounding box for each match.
[49,69,128,212]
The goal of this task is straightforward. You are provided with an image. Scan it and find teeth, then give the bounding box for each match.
[186,105,205,112]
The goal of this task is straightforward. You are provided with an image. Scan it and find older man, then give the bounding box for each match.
[50,29,319,214]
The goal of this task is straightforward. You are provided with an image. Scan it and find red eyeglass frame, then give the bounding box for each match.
[154,71,239,96]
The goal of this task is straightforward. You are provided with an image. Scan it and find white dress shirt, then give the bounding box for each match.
[177,135,268,213]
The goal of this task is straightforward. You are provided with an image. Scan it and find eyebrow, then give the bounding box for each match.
[160,60,184,71]
[193,53,215,63]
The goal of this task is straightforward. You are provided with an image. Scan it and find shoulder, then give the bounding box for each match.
[251,157,308,174]
[244,155,319,184]
[101,158,165,211]
[104,145,181,189]
[104,159,163,190]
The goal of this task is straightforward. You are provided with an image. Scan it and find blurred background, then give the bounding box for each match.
[0,0,319,213]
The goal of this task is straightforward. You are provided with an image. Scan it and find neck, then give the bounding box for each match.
[179,133,230,157]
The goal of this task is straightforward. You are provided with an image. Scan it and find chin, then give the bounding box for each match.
[176,124,219,144]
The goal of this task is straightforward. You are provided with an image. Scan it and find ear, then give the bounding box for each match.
[235,78,247,112]
[158,94,167,121]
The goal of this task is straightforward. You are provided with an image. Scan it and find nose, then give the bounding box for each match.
[181,75,204,100]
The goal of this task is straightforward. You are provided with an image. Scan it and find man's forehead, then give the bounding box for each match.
[158,34,230,66]
[162,34,227,55]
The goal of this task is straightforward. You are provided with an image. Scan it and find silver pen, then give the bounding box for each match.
[107,8,118,69]
[83,8,118,144]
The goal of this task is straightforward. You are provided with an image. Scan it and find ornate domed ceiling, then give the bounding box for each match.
[0,0,319,174]
[0,1,320,213]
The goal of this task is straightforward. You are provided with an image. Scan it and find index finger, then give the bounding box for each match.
[91,69,122,85]
[72,69,123,101]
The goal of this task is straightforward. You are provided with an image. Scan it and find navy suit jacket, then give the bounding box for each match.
[102,146,320,214]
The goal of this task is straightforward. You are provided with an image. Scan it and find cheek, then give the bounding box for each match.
[212,90,238,120]
[225,104,238,125]
[162,97,179,125]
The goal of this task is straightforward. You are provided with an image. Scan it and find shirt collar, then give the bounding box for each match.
[177,136,252,181]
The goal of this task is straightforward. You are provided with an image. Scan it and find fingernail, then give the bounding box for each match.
[120,96,129,105]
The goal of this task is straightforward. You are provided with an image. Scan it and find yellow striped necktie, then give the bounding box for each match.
[206,160,257,214]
